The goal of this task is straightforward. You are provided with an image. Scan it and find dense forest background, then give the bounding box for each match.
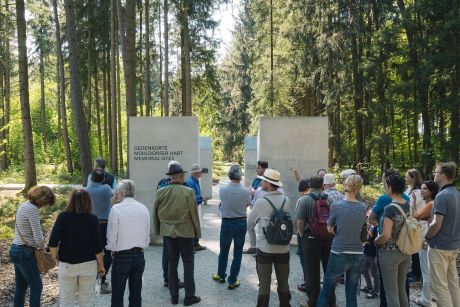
[0,0,458,188]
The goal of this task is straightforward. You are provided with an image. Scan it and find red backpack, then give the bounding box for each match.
[308,193,334,240]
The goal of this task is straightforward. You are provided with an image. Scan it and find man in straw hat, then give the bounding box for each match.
[154,161,201,306]
[248,168,293,307]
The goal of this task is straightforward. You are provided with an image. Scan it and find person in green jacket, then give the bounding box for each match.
[154,161,201,306]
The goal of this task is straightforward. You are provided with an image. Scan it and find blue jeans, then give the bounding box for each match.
[217,218,247,284]
[317,253,364,307]
[111,249,145,307]
[9,244,43,307]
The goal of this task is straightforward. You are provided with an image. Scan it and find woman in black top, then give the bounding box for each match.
[49,189,104,306]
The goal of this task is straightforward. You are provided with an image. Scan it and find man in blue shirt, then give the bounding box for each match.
[186,164,206,251]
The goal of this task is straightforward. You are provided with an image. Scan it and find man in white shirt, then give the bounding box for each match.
[106,179,150,307]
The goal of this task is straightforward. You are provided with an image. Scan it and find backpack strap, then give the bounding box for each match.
[263,196,287,212]
[389,203,408,219]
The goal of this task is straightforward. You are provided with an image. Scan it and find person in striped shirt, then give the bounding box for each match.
[9,186,56,307]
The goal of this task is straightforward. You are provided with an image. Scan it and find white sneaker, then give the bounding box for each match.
[100,282,112,294]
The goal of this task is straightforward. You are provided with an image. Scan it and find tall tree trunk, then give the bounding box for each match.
[110,0,118,174]
[348,0,365,167]
[103,49,108,157]
[117,39,123,173]
[39,49,47,155]
[139,3,144,116]
[179,0,192,116]
[53,0,73,173]
[15,0,37,189]
[95,60,103,155]
[163,0,169,116]
[144,0,151,116]
[107,48,113,168]
[1,0,11,170]
[87,10,92,135]
[116,0,136,117]
[64,0,92,185]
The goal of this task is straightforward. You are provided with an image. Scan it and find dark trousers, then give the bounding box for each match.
[164,236,195,299]
[409,252,422,277]
[217,218,246,284]
[297,234,305,279]
[99,222,112,282]
[302,236,336,307]
[256,249,291,307]
[111,249,145,307]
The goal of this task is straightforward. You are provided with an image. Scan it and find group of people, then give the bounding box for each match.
[7,155,460,307]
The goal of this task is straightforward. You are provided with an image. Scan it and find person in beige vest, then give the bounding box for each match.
[154,161,201,306]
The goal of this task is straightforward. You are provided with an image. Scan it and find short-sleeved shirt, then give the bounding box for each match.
[372,193,410,231]
[294,189,324,235]
[85,182,114,220]
[428,185,460,250]
[219,183,251,218]
[328,200,367,253]
[324,188,344,205]
[379,202,410,250]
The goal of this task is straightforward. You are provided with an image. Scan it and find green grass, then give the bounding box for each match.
[0,164,81,184]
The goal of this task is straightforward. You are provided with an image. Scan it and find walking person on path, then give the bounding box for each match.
[425,162,460,307]
[248,168,293,307]
[49,189,105,306]
[85,168,114,294]
[317,174,367,307]
[374,175,411,307]
[154,161,202,306]
[9,186,56,307]
[106,180,150,307]
[212,165,251,289]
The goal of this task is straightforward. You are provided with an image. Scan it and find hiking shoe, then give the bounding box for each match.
[193,244,206,251]
[297,283,306,292]
[366,291,379,299]
[100,281,112,294]
[171,297,179,305]
[184,296,201,306]
[228,280,240,290]
[243,247,256,254]
[212,273,225,283]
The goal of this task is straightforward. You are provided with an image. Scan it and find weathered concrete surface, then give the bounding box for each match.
[199,136,213,200]
[257,117,329,209]
[128,117,199,242]
[244,136,258,188]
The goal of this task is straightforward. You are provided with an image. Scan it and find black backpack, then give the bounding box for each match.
[262,196,293,245]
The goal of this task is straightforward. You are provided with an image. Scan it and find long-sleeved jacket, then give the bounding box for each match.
[186,175,203,205]
[153,183,201,238]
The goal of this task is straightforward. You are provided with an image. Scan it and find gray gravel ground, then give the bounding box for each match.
[89,181,425,307]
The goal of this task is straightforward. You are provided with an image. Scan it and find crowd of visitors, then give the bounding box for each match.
[8,155,460,307]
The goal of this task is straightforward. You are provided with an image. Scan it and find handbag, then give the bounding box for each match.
[15,224,56,273]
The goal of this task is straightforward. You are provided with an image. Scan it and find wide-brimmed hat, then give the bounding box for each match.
[257,168,283,187]
[323,173,336,185]
[166,161,187,175]
[190,164,203,173]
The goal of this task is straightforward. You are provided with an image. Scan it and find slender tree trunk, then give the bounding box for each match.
[163,0,169,116]
[103,49,108,157]
[15,0,37,189]
[39,49,47,155]
[53,0,73,173]
[107,48,113,168]
[179,0,192,116]
[139,3,144,116]
[64,0,92,185]
[144,0,151,116]
[87,18,92,134]
[117,40,123,173]
[1,0,11,170]
[158,0,163,116]
[110,0,118,174]
[95,61,103,155]
[0,58,5,171]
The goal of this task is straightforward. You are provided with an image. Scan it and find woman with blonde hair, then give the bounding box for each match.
[317,175,368,307]
[9,186,56,307]
[49,189,105,306]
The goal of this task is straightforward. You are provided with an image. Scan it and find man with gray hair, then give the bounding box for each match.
[154,161,201,306]
[212,165,251,289]
[106,179,150,307]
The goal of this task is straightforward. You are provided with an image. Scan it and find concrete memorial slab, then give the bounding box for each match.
[257,117,328,209]
[244,136,258,187]
[199,136,213,201]
[129,116,199,242]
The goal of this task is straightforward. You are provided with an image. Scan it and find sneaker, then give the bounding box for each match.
[366,291,379,299]
[212,273,225,283]
[184,295,201,306]
[228,280,240,290]
[243,247,256,254]
[297,283,307,292]
[100,281,112,294]
[413,298,430,307]
[193,244,206,251]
